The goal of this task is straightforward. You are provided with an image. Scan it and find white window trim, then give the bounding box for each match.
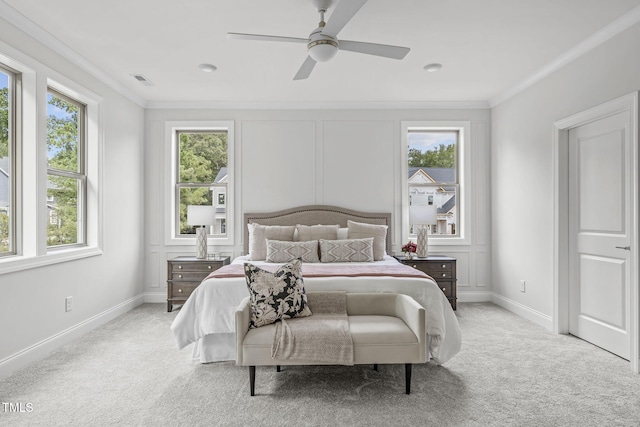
[164,120,235,247]
[0,43,103,276]
[401,121,471,246]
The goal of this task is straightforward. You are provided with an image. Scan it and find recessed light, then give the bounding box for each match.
[198,63,217,72]
[423,63,442,72]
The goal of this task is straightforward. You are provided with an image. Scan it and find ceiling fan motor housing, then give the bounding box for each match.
[307,26,338,62]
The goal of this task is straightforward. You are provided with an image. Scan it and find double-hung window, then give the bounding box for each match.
[0,64,18,256]
[46,88,86,248]
[168,122,234,246]
[403,121,469,243]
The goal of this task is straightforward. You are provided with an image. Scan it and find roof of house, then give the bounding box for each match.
[214,167,227,183]
[439,195,456,214]
[408,167,455,183]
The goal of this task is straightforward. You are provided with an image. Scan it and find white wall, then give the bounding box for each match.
[0,18,145,376]
[491,22,640,327]
[144,108,491,303]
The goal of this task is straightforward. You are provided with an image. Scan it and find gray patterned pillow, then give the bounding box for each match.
[294,224,339,241]
[319,238,374,263]
[266,239,320,263]
[244,259,312,328]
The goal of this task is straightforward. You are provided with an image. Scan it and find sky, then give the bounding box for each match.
[407,131,456,153]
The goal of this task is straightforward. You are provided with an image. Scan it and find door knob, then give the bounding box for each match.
[615,246,631,250]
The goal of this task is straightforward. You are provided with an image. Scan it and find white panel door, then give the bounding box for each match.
[568,111,632,360]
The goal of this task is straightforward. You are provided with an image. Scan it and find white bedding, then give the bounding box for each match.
[171,255,462,365]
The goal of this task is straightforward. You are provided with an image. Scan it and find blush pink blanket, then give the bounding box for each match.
[205,262,432,281]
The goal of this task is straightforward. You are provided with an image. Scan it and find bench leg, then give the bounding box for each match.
[276,365,281,372]
[373,364,378,371]
[249,366,256,396]
[405,364,412,395]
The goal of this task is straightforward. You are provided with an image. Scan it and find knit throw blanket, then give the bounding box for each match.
[271,292,354,366]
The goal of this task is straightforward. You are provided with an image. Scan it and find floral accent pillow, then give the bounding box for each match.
[244,259,312,328]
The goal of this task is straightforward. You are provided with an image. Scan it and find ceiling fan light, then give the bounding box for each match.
[308,40,338,62]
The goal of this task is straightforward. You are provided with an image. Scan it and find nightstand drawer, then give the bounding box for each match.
[171,271,210,281]
[423,262,454,274]
[427,270,455,280]
[171,283,198,298]
[171,262,219,273]
[437,281,455,298]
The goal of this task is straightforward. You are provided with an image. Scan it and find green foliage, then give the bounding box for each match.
[178,132,227,234]
[47,95,80,246]
[0,87,8,158]
[0,212,8,252]
[408,144,455,168]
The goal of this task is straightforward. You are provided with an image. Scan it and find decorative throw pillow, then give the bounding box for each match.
[244,259,312,328]
[294,224,340,241]
[319,238,374,263]
[247,223,295,261]
[266,239,320,263]
[347,220,388,261]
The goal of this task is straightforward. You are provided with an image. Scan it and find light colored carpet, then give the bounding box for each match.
[1,303,639,426]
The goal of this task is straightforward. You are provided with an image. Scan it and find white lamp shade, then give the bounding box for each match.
[410,204,437,225]
[187,205,216,226]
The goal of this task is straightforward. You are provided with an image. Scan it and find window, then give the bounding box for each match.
[403,121,469,243]
[0,65,17,256]
[174,129,229,239]
[46,89,86,248]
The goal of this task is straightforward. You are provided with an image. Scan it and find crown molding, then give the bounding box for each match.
[490,4,640,108]
[145,100,490,110]
[0,1,146,108]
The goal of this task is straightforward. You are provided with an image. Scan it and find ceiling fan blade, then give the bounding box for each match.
[293,56,317,80]
[339,40,410,60]
[321,0,368,38]
[226,32,307,44]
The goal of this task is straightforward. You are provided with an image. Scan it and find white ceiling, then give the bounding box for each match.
[3,0,640,107]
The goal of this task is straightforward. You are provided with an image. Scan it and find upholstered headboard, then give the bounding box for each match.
[243,205,392,255]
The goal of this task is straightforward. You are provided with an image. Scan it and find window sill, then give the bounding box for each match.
[0,246,103,276]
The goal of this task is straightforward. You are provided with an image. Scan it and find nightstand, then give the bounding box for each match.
[394,255,457,310]
[167,256,230,312]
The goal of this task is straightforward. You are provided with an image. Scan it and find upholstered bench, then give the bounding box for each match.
[235,292,426,395]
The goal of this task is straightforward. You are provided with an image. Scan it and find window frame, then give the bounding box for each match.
[165,121,234,247]
[401,121,471,246]
[46,87,88,249]
[0,63,19,257]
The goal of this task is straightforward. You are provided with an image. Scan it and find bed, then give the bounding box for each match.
[171,205,462,365]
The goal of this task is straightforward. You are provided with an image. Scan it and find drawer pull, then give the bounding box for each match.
[442,264,447,268]
[178,289,183,293]
[178,274,183,279]
[441,273,447,277]
[442,287,446,292]
[412,265,417,269]
[208,265,212,269]
[178,265,183,269]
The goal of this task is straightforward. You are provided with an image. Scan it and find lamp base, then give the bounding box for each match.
[416,225,428,258]
[195,227,208,259]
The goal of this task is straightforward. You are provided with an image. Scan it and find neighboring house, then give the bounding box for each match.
[408,166,456,235]
[211,167,227,235]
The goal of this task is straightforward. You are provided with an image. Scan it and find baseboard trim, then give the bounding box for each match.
[0,294,145,379]
[457,290,493,302]
[491,293,553,331]
[144,292,166,304]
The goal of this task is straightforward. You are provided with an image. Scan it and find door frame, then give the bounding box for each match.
[553,91,639,373]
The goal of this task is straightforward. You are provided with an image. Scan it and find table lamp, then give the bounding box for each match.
[187,205,216,259]
[410,204,438,258]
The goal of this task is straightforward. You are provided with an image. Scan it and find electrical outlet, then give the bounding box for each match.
[520,280,526,293]
[65,296,73,312]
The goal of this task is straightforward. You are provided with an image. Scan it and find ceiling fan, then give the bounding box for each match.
[227,0,410,80]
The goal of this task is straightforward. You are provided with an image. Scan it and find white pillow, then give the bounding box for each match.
[337,227,348,239]
[266,239,320,263]
[347,220,387,261]
[247,223,295,261]
[319,238,374,263]
[294,224,339,241]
